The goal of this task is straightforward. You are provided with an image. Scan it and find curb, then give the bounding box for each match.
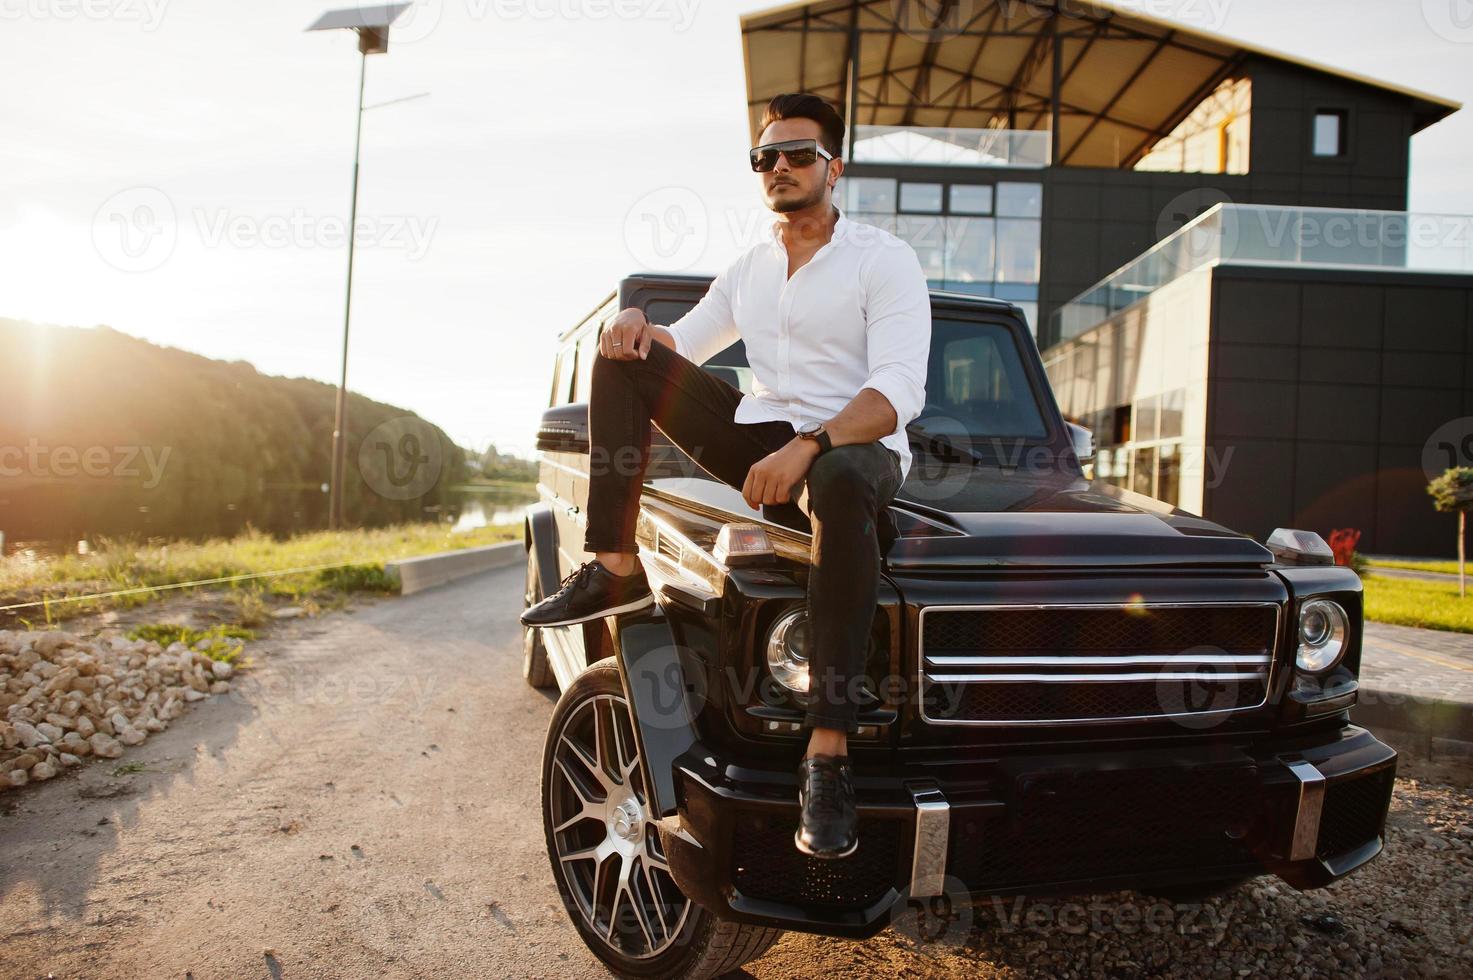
[1352,686,1473,756]
[384,541,524,596]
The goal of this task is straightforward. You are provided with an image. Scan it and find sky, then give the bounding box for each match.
[2,0,1470,461]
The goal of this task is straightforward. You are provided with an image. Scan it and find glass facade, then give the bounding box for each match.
[840,176,1043,334]
[1042,268,1213,512]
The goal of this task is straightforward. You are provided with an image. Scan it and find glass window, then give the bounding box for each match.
[1159,388,1185,440]
[892,213,947,282]
[549,349,568,406]
[1135,394,1160,443]
[1132,446,1156,496]
[900,182,943,212]
[841,177,897,213]
[574,331,599,403]
[943,216,995,286]
[996,218,1041,284]
[922,319,1048,439]
[1158,443,1180,506]
[996,182,1043,217]
[949,184,993,215]
[1312,111,1345,157]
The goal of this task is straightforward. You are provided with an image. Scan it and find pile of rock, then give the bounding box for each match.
[0,629,236,789]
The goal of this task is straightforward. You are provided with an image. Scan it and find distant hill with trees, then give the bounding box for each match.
[0,318,524,545]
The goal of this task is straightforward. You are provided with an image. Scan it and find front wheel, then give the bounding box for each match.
[541,659,783,978]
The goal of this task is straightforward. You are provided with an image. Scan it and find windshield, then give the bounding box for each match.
[644,299,1047,443]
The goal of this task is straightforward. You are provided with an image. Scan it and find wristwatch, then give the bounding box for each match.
[795,420,832,454]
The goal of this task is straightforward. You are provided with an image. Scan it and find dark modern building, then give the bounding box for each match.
[738,0,1472,555]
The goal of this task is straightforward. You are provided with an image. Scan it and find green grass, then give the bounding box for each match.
[1364,573,1473,633]
[126,623,256,662]
[1,521,522,627]
[1367,558,1467,576]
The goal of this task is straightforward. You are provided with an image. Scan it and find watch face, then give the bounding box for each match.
[798,421,821,436]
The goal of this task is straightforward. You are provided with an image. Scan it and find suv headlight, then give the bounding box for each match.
[765,607,810,693]
[1296,598,1349,673]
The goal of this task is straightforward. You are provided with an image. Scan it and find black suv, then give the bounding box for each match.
[522,273,1394,979]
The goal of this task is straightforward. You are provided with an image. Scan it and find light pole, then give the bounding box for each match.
[307,3,410,530]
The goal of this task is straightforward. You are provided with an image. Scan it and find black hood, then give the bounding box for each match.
[886,460,1273,570]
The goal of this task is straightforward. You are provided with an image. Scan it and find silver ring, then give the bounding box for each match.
[613,339,622,346]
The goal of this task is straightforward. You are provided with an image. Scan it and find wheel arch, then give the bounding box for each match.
[524,501,560,599]
[605,605,702,821]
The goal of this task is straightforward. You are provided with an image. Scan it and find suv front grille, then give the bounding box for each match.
[919,602,1280,725]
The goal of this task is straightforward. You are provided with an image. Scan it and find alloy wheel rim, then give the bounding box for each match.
[549,693,691,958]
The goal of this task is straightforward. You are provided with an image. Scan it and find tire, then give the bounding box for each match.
[522,549,555,689]
[541,658,784,979]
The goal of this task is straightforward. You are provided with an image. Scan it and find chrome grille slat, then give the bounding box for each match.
[918,601,1281,726]
[928,671,1270,684]
[925,653,1271,668]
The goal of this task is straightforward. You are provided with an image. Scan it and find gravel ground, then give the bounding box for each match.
[1,563,1468,979]
[752,748,1473,980]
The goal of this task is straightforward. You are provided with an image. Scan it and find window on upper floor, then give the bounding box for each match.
[1313,110,1347,158]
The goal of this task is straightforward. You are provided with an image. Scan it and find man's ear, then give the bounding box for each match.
[828,156,844,189]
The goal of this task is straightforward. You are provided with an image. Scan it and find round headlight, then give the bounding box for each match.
[765,607,810,693]
[1296,598,1348,673]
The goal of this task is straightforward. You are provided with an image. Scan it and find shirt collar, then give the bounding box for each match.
[768,204,849,248]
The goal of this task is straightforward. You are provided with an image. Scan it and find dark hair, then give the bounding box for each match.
[758,93,845,159]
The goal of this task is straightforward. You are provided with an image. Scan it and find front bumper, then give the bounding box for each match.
[655,725,1397,938]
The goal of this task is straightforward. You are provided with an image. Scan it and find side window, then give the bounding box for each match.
[551,346,575,406]
[574,330,599,403]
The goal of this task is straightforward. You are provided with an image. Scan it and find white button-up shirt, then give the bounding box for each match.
[663,205,931,483]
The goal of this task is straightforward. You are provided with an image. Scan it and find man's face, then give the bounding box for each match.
[756,118,839,214]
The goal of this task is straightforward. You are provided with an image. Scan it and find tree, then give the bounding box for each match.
[1427,467,1473,598]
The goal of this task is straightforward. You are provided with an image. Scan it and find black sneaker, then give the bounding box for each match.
[794,754,858,859]
[519,558,654,628]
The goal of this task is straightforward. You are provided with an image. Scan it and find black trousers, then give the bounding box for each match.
[582,340,903,733]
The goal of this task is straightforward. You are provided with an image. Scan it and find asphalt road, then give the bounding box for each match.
[0,565,984,979]
[2,564,1468,979]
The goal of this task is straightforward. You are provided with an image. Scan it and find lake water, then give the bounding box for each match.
[0,484,541,562]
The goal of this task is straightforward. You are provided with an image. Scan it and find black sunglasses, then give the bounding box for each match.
[749,138,835,172]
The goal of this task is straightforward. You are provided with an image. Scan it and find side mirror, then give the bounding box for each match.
[536,402,590,454]
[1064,421,1095,465]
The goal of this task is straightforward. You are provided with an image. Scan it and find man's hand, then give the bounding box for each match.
[743,438,821,508]
[600,307,655,360]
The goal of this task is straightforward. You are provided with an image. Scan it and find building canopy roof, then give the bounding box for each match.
[741,0,1460,168]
